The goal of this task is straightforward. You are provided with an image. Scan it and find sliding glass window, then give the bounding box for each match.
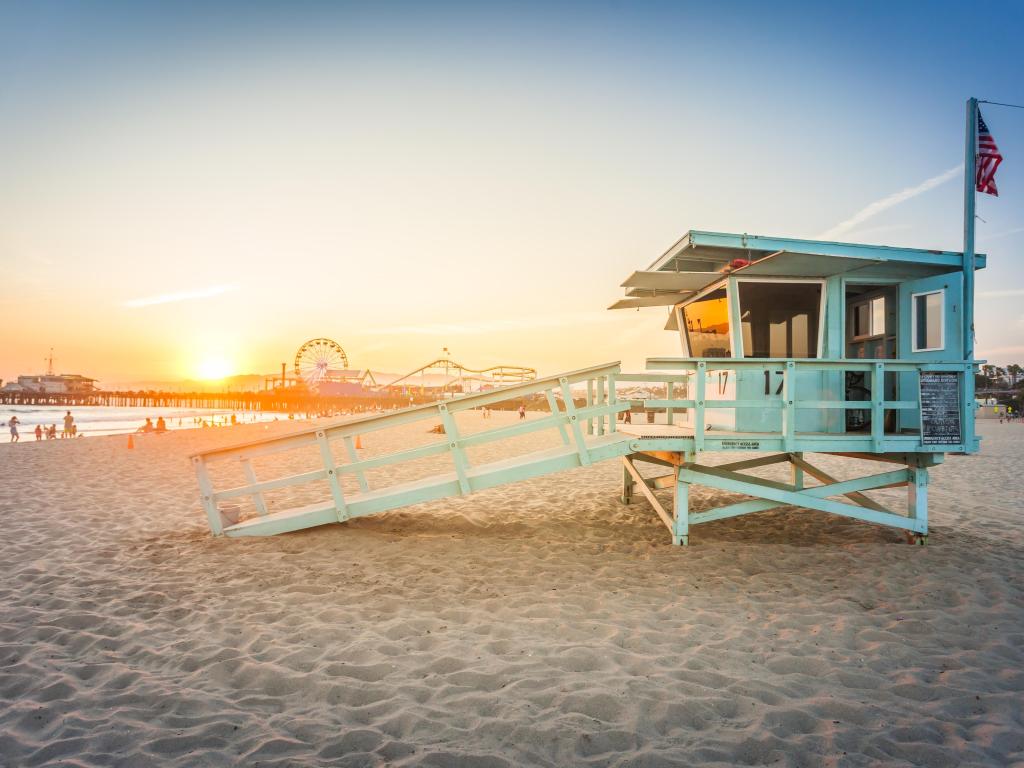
[738,281,822,358]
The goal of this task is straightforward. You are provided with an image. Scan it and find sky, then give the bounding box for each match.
[1,0,1022,385]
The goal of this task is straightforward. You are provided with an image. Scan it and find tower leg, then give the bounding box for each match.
[621,458,634,504]
[790,452,804,490]
[673,467,690,546]
[907,459,929,544]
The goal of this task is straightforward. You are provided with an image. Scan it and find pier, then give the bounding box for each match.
[0,388,415,414]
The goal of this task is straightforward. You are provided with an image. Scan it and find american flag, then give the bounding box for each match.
[976,109,1003,196]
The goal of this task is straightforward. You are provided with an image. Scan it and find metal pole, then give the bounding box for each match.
[962,97,978,450]
[963,97,977,361]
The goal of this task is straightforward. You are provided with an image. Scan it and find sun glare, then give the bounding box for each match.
[196,357,233,381]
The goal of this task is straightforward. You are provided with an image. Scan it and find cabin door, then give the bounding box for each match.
[896,272,964,432]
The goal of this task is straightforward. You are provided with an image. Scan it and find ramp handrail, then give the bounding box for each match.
[191,361,627,535]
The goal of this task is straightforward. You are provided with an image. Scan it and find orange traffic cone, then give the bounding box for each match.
[355,435,363,449]
[127,434,134,449]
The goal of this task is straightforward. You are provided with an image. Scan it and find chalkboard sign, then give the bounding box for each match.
[919,371,962,445]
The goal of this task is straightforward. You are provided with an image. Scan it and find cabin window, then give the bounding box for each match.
[852,296,886,339]
[912,290,944,351]
[682,288,732,357]
[737,281,822,358]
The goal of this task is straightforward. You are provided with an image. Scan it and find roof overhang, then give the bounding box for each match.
[609,229,986,311]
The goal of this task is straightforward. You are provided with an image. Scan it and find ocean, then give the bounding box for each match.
[1,404,288,438]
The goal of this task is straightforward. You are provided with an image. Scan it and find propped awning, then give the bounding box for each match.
[608,294,694,309]
[621,271,720,292]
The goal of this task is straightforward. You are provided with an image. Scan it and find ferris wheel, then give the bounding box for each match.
[294,338,349,385]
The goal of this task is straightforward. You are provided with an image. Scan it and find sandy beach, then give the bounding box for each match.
[1,414,1022,767]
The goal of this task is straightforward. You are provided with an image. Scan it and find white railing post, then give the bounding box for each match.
[782,361,796,452]
[438,403,472,495]
[559,377,592,466]
[585,379,595,435]
[193,456,223,536]
[343,435,370,492]
[316,430,348,520]
[871,362,885,452]
[240,457,269,516]
[607,372,617,433]
[694,362,706,452]
[544,388,571,445]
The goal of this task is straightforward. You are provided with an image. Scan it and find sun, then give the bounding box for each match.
[196,356,233,381]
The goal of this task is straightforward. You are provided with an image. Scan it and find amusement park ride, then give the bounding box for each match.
[289,338,535,395]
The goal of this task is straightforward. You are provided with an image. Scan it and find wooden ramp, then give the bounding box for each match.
[191,362,632,538]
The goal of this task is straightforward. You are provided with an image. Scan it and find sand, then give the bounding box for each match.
[1,414,1022,767]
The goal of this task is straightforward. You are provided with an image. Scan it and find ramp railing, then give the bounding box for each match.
[191,362,629,536]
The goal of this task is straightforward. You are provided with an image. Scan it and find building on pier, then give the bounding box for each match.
[2,374,98,394]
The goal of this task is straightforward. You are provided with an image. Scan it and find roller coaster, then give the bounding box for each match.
[376,357,537,394]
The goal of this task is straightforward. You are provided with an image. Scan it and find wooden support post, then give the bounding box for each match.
[545,388,571,446]
[241,457,269,517]
[789,451,804,491]
[596,376,606,436]
[316,430,348,520]
[666,380,674,427]
[343,435,370,492]
[673,466,689,546]
[622,456,674,535]
[193,456,223,536]
[621,458,634,504]
[438,404,472,495]
[907,458,928,542]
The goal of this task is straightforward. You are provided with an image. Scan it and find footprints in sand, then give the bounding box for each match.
[2,420,1024,765]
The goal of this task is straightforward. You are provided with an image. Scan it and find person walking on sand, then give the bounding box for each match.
[35,424,42,441]
[63,410,74,438]
[518,404,526,420]
[8,415,19,442]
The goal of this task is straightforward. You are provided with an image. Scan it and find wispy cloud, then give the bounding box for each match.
[978,288,1024,298]
[818,165,962,240]
[979,226,1024,243]
[366,311,618,336]
[124,284,239,308]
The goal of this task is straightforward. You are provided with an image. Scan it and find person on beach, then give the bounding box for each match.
[63,411,74,438]
[140,418,154,433]
[518,405,526,420]
[35,425,43,441]
[48,424,57,439]
[155,416,167,433]
[8,416,19,442]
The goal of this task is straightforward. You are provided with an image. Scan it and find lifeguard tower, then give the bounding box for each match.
[190,230,981,546]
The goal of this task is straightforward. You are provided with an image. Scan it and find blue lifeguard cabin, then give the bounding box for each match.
[190,230,981,546]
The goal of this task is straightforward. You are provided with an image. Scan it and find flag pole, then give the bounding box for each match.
[962,96,978,449]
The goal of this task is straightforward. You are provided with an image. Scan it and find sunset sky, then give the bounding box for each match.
[2,1,1022,385]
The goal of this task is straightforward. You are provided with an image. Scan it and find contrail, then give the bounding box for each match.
[124,284,239,308]
[819,165,962,240]
[978,288,1024,298]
